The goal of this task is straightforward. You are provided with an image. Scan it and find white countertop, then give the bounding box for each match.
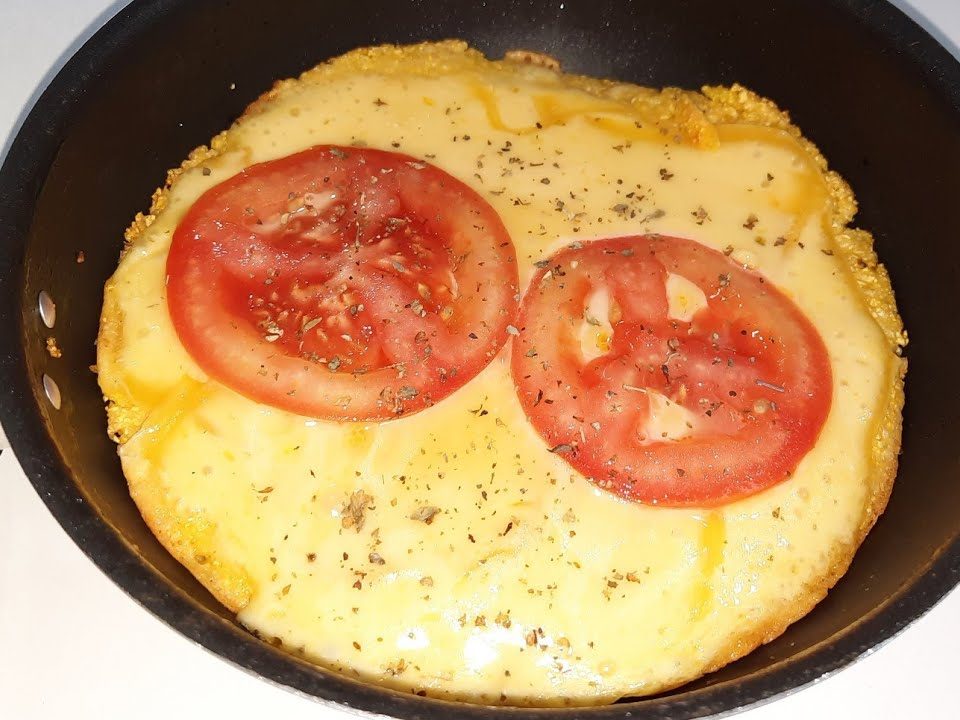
[1,1,957,718]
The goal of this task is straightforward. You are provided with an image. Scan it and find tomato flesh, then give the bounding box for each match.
[511,235,832,506]
[167,146,519,420]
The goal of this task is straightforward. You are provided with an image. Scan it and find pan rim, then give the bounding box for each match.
[0,0,958,717]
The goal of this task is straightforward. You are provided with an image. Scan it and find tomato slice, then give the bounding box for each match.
[511,235,832,506]
[167,146,519,420]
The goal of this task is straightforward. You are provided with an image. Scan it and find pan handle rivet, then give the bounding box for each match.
[38,291,56,329]
[42,374,62,410]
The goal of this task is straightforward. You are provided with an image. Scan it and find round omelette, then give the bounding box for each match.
[96,41,906,706]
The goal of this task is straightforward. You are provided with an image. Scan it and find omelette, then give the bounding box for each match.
[96,41,906,706]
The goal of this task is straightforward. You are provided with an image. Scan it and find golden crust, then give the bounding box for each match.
[127,461,255,613]
[98,41,906,702]
[503,49,562,71]
[112,379,255,612]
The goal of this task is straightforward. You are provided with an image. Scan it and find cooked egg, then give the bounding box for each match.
[97,41,905,706]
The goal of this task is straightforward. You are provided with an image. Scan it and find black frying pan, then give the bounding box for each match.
[1,0,958,717]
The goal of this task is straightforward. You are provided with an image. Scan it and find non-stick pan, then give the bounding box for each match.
[1,0,958,717]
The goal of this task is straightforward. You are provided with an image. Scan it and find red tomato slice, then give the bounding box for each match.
[167,146,519,420]
[511,235,832,506]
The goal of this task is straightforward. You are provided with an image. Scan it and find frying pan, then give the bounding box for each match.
[1,0,958,717]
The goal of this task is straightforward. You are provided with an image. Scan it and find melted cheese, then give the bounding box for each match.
[101,44,900,706]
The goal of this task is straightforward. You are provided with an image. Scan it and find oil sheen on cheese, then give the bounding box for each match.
[100,44,898,705]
